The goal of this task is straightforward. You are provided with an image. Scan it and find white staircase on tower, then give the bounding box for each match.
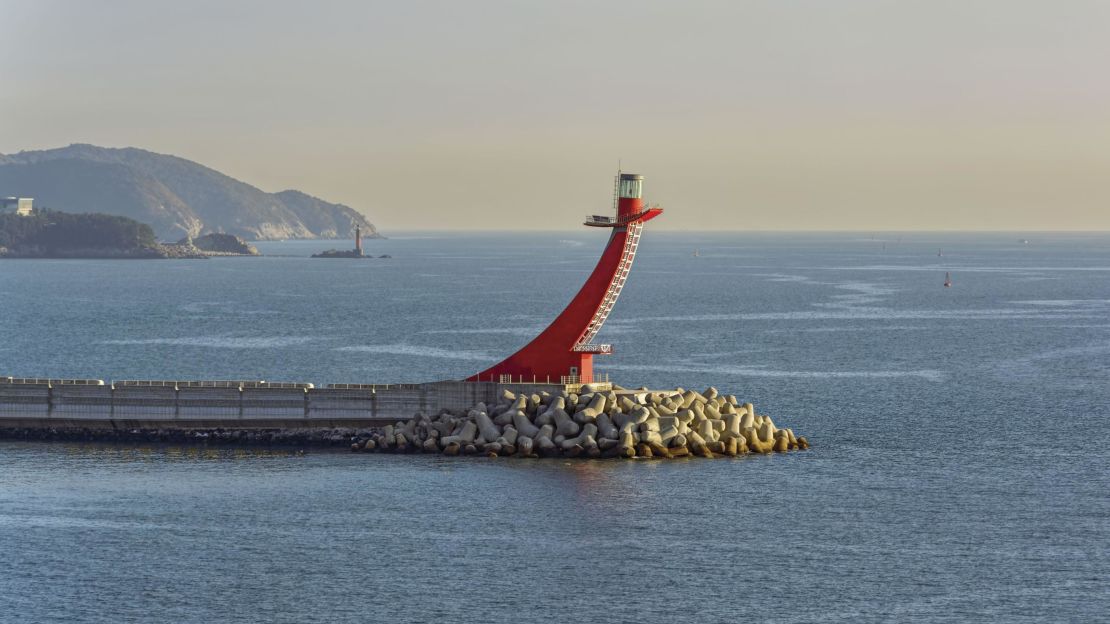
[573,220,643,352]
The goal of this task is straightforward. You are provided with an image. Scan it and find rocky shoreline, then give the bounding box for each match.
[182,233,260,255]
[0,245,174,259]
[0,218,261,259]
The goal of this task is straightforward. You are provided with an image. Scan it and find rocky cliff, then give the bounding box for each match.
[189,233,260,255]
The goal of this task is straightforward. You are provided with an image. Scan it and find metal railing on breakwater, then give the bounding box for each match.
[0,377,612,428]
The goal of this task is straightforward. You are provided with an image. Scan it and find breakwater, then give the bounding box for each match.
[353,385,807,459]
[0,377,511,427]
[0,377,807,457]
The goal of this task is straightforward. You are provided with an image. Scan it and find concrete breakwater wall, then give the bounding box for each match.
[0,378,583,428]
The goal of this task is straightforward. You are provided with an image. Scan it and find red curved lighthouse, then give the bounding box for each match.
[468,172,662,384]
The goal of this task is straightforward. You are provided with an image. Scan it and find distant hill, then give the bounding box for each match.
[0,144,381,241]
[0,209,166,258]
[0,210,273,259]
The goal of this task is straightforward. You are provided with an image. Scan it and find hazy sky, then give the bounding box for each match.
[2,0,1109,231]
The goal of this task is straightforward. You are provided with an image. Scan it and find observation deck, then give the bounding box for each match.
[584,207,664,227]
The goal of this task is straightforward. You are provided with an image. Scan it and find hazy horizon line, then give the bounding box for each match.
[358,228,1110,234]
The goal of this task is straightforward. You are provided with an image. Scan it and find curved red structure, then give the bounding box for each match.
[468,173,662,384]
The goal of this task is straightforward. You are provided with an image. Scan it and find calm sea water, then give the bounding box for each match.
[1,232,1108,623]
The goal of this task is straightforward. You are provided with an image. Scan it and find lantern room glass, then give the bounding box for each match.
[618,178,642,199]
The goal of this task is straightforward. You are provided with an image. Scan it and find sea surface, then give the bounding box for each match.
[1,232,1108,623]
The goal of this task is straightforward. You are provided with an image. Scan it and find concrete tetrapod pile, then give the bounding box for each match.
[351,385,809,459]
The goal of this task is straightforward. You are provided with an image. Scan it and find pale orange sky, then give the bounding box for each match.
[2,0,1109,231]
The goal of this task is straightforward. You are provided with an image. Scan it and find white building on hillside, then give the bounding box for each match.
[1,197,34,216]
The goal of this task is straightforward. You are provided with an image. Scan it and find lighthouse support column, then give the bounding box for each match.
[467,173,661,385]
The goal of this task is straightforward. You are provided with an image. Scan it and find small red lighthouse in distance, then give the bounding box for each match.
[355,224,363,257]
[468,171,663,385]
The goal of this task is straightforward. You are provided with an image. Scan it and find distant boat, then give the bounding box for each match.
[1019,239,1030,244]
[937,249,943,257]
[944,271,952,288]
[693,248,700,257]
